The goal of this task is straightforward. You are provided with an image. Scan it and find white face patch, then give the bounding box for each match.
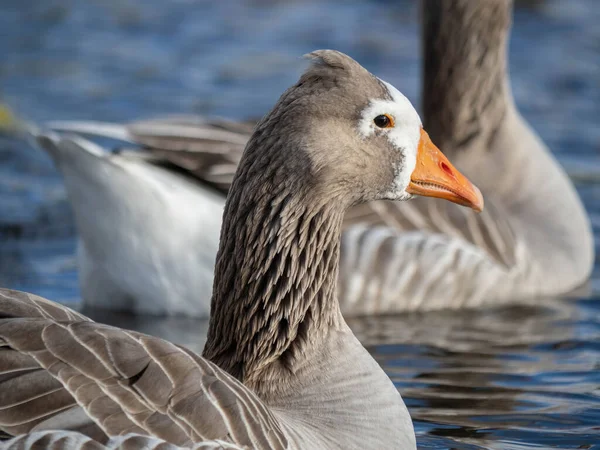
[357,79,422,200]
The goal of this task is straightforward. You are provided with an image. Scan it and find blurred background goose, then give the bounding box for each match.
[21,0,592,316]
[0,51,483,450]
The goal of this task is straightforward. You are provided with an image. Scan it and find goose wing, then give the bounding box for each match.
[0,289,288,449]
[344,197,518,268]
[47,116,250,193]
[2,430,245,450]
[339,197,527,313]
[0,289,104,441]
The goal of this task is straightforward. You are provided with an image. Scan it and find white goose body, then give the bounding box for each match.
[40,133,223,315]
[1,50,485,450]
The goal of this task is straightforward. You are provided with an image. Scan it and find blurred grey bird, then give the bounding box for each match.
[9,0,594,317]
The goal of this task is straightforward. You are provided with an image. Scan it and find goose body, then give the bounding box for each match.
[0,50,484,449]
[38,132,223,315]
[24,0,592,317]
[0,288,412,449]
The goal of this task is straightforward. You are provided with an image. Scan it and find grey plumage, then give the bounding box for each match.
[2,431,245,449]
[0,51,419,450]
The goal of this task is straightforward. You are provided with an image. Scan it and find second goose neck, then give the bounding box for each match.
[203,136,346,387]
[421,0,512,157]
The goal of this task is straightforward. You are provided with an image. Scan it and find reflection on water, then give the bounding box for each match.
[0,0,599,448]
[351,299,600,449]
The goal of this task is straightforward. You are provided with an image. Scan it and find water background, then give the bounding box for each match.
[0,0,599,448]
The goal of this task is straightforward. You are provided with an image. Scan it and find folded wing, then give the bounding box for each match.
[0,289,288,449]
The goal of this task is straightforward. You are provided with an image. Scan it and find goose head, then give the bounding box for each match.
[249,49,483,211]
[208,50,484,384]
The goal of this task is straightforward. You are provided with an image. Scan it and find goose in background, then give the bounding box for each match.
[21,0,592,316]
[0,50,483,450]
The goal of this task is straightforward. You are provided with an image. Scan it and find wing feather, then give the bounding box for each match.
[1,430,246,449]
[0,289,288,449]
[339,197,528,313]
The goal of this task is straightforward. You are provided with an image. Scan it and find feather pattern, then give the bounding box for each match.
[0,290,104,441]
[1,430,245,449]
[0,289,287,449]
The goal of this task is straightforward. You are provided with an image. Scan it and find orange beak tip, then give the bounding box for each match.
[409,128,485,212]
[473,188,484,212]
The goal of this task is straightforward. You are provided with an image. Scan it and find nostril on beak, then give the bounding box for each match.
[440,161,452,176]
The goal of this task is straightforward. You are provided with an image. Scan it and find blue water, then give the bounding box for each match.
[0,0,599,448]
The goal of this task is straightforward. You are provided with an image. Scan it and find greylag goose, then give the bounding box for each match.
[25,0,591,316]
[0,50,482,449]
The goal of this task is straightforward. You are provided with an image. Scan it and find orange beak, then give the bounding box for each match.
[406,129,484,212]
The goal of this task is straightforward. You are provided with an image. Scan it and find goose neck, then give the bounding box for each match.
[203,146,347,386]
[421,0,512,156]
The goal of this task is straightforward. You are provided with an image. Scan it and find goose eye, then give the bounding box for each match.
[374,114,394,129]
